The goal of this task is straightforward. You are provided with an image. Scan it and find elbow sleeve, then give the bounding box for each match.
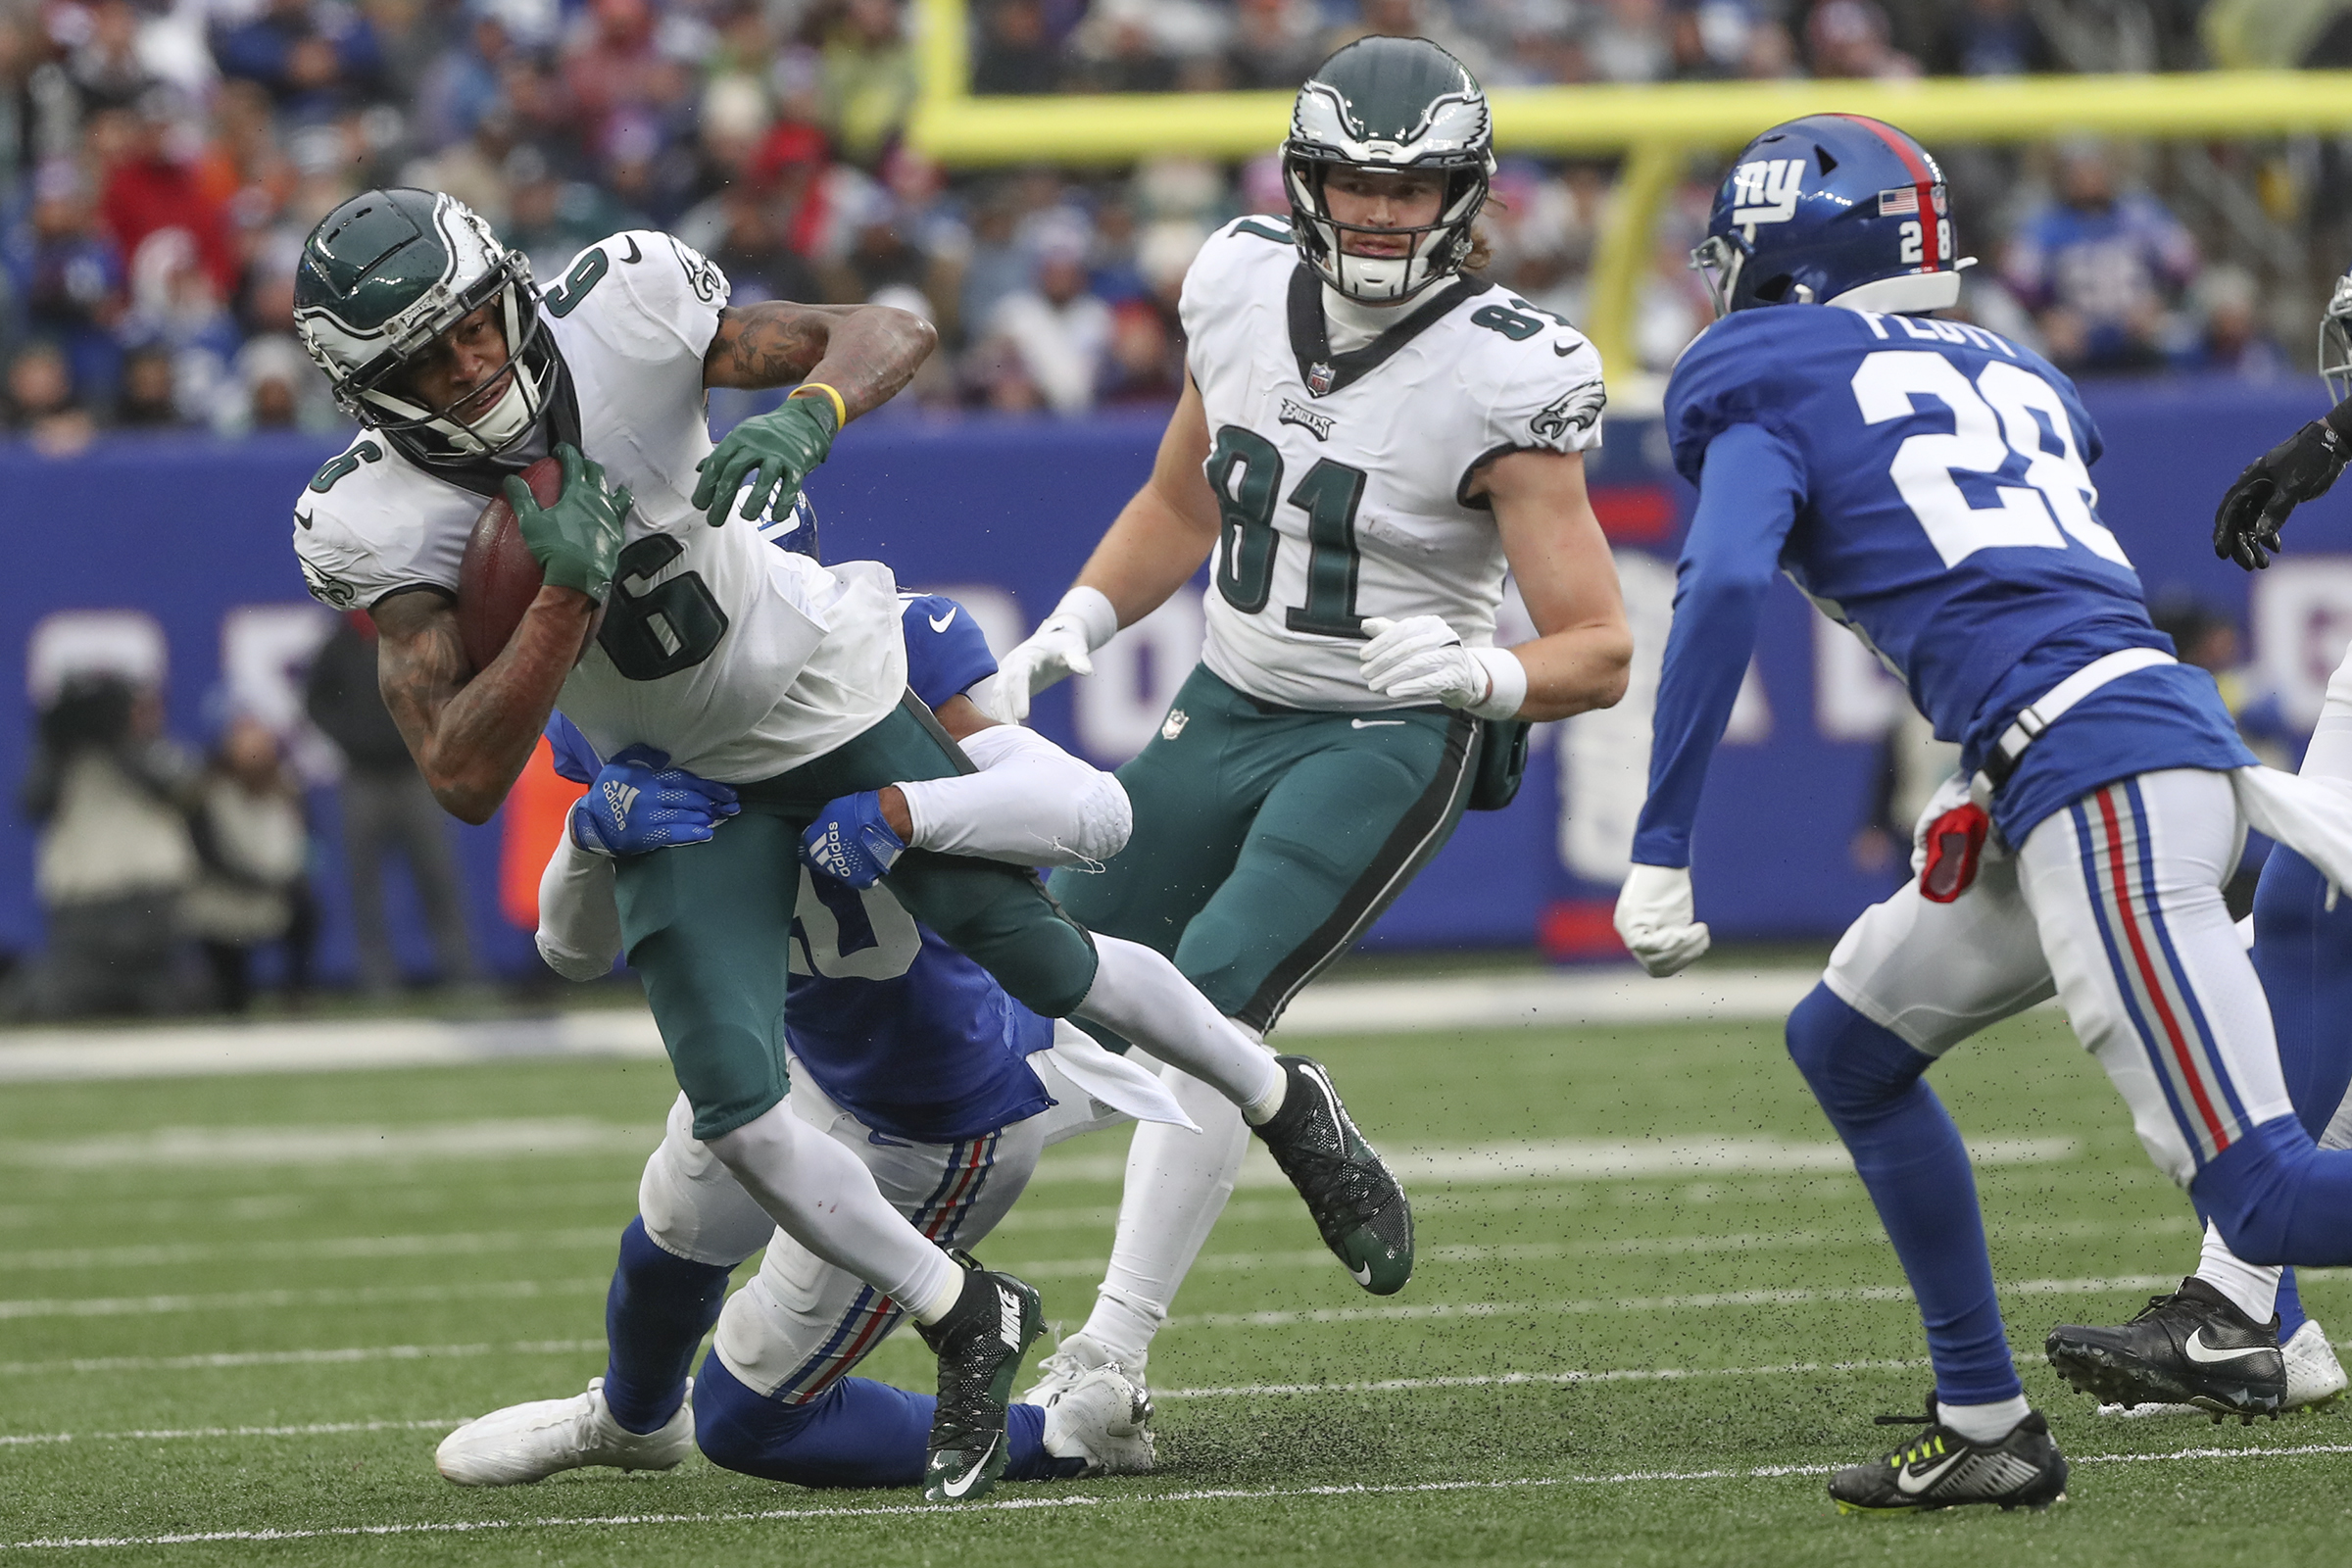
[899,723,1130,867]
[536,834,622,981]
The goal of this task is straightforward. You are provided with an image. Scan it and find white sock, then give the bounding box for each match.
[704,1102,962,1323]
[1077,937,1284,1119]
[1080,1062,1251,1369]
[1936,1394,2030,1444]
[2196,1219,2283,1323]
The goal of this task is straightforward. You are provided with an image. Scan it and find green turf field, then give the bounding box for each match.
[3,1006,2344,1566]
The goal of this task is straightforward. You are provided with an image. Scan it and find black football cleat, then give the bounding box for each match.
[1252,1054,1413,1295]
[1828,1393,2069,1515]
[2045,1275,2285,1423]
[914,1253,1043,1503]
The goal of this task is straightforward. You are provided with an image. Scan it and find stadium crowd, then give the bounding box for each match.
[0,0,2325,448]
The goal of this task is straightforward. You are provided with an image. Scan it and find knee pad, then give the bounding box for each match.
[1787,985,1935,1123]
[638,1096,773,1267]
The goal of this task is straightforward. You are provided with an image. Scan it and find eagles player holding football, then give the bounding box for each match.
[286,190,1410,1501]
[989,38,1633,1402]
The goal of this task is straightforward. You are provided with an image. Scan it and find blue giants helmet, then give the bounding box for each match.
[1690,114,1966,318]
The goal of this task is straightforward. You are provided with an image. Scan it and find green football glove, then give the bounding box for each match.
[691,394,838,529]
[510,443,630,604]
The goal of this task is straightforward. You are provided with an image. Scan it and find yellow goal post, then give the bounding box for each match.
[906,0,2352,383]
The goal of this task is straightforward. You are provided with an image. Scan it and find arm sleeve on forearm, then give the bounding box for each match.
[895,723,1133,866]
[536,832,623,981]
[1630,421,1806,869]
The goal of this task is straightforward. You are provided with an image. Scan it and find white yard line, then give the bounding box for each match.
[0,1279,609,1322]
[0,969,1824,1086]
[0,1340,605,1379]
[9,1446,2351,1550]
[0,1419,461,1447]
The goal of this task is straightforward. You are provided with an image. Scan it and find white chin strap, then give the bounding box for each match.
[430,366,537,455]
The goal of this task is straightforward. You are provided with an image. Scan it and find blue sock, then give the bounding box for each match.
[2250,847,2352,1145]
[602,1217,733,1435]
[2277,1267,2308,1340]
[1787,985,2022,1406]
[693,1352,1080,1487]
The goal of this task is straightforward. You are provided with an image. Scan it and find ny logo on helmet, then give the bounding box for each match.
[1730,159,1804,236]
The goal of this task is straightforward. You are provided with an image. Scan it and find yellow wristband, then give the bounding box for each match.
[789,381,848,430]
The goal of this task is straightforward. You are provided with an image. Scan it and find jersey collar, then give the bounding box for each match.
[1286,263,1483,399]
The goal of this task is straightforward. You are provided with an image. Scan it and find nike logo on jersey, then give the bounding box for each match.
[867,1129,911,1148]
[1279,397,1334,441]
[294,511,314,530]
[1351,718,1406,728]
[928,609,957,632]
[619,235,643,264]
[940,1434,1000,1498]
[2183,1327,2273,1365]
[1894,1450,1964,1494]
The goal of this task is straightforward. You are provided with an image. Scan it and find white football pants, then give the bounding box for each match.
[1826,766,2292,1191]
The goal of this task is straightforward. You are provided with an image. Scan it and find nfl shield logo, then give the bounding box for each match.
[1306,362,1335,397]
[1161,709,1190,741]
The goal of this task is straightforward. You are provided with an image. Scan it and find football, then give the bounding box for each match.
[456,456,605,671]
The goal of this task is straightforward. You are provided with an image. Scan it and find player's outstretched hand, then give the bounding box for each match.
[692,394,838,529]
[801,791,907,888]
[1613,863,1711,978]
[569,745,740,857]
[512,443,630,602]
[2214,418,2349,571]
[1359,614,1482,707]
[986,615,1098,724]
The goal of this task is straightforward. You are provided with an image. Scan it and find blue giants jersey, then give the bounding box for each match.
[1636,304,2251,863]
[547,592,1055,1143]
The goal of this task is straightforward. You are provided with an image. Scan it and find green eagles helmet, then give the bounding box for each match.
[293,188,555,467]
[2323,267,2352,407]
[1283,36,1495,305]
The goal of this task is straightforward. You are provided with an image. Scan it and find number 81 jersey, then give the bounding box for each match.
[1180,218,1607,711]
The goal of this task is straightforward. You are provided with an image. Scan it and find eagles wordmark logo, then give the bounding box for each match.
[1279,398,1334,440]
[1531,380,1606,440]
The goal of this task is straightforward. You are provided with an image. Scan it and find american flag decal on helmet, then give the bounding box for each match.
[1878,186,1921,217]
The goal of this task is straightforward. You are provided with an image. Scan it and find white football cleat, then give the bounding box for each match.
[434,1377,696,1486]
[2283,1319,2346,1411]
[2095,1321,2346,1419]
[1035,1359,1155,1477]
[1018,1331,1139,1407]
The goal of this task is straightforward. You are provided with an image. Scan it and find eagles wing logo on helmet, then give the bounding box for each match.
[1531,380,1606,441]
[1282,36,1495,306]
[294,189,558,468]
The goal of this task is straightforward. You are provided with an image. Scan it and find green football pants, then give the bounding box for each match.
[615,697,1101,1140]
[1049,663,1479,1034]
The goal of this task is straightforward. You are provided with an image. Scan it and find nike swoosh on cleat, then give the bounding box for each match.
[929,609,957,632]
[619,236,644,264]
[1351,718,1405,728]
[1349,1262,1373,1286]
[2184,1328,2274,1365]
[1894,1452,1964,1494]
[941,1435,1000,1498]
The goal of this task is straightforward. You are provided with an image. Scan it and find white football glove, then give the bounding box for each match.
[1613,863,1711,978]
[983,588,1117,723]
[1360,614,1481,706]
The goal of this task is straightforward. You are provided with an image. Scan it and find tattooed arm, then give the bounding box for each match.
[372,585,594,825]
[701,300,937,414]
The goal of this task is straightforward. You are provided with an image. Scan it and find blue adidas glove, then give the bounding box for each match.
[569,745,741,857]
[800,791,906,889]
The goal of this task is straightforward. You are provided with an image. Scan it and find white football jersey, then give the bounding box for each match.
[291,231,906,783]
[1181,218,1606,711]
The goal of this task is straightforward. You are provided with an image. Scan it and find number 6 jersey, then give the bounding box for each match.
[1179,218,1608,711]
[290,230,906,784]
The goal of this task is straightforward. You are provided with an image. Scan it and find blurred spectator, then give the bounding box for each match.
[115,337,180,425]
[226,332,336,431]
[1803,0,1919,79]
[2185,263,2291,380]
[977,226,1109,415]
[971,0,1061,95]
[1584,0,1673,83]
[414,6,515,153]
[304,612,480,996]
[211,0,388,121]
[99,88,238,300]
[119,225,240,420]
[402,104,517,231]
[15,674,200,1019]
[63,0,158,116]
[821,0,915,170]
[503,143,639,280]
[2003,141,2199,374]
[183,711,315,1013]
[562,0,692,162]
[1224,0,1324,88]
[1098,295,1179,403]
[1930,0,2054,77]
[4,339,97,453]
[5,160,125,397]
